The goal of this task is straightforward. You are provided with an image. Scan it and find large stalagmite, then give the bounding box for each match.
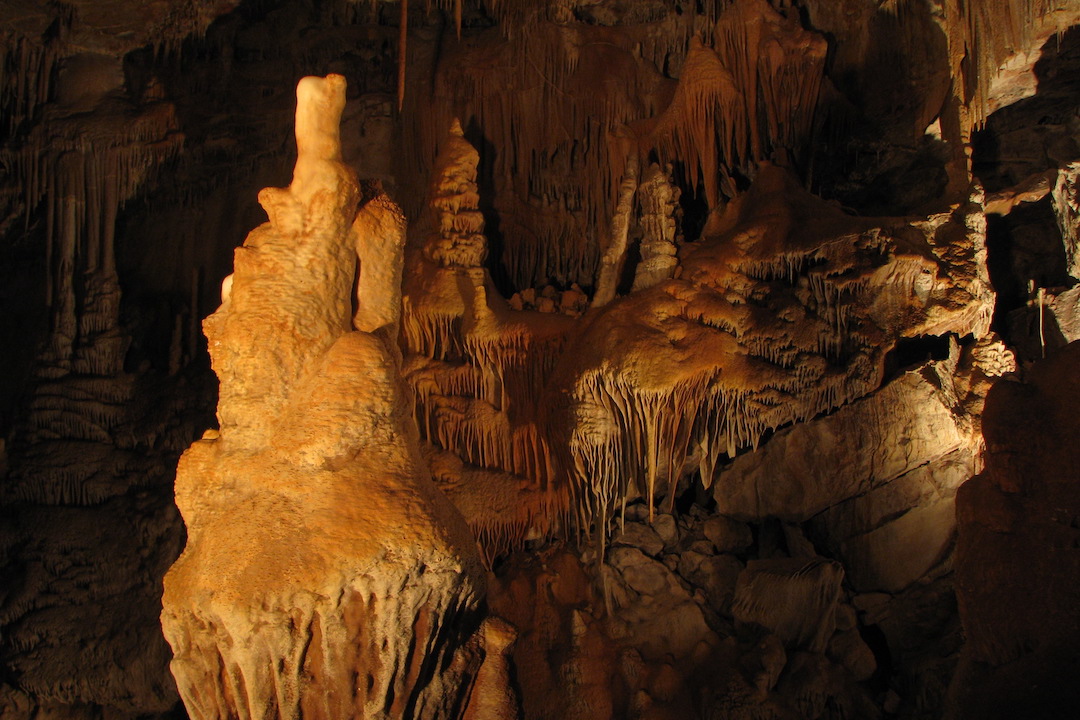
[160,75,486,720]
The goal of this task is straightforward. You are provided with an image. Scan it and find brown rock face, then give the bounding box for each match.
[160,75,486,720]
[732,558,844,653]
[950,341,1080,719]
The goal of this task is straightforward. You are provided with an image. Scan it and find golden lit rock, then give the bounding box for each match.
[160,75,487,720]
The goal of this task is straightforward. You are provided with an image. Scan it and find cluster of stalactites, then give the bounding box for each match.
[402,122,575,564]
[402,312,570,562]
[939,0,1066,128]
[558,170,995,543]
[642,0,827,206]
[411,1,704,289]
[2,90,183,379]
[0,31,61,134]
[564,335,878,545]
[413,0,826,292]
[473,0,733,40]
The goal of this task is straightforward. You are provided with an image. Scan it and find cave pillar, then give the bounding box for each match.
[161,75,486,720]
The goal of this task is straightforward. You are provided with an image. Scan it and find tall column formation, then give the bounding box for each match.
[161,75,486,720]
[400,120,572,566]
[631,163,681,293]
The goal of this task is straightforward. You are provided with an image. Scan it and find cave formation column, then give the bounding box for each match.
[161,75,486,720]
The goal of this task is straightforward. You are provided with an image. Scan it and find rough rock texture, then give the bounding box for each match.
[1008,282,1080,359]
[463,618,519,720]
[948,342,1080,719]
[605,545,715,661]
[160,75,487,720]
[631,163,681,293]
[552,168,994,538]
[732,558,844,653]
[0,43,210,712]
[488,550,619,720]
[813,447,974,593]
[715,359,976,522]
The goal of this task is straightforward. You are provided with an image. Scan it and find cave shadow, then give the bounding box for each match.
[463,116,514,297]
[972,25,1080,333]
[807,0,953,216]
[972,25,1080,193]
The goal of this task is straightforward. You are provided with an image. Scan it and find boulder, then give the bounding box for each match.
[652,514,680,549]
[609,546,678,597]
[739,633,787,694]
[614,521,666,557]
[714,360,973,521]
[606,546,715,660]
[677,551,744,615]
[827,629,877,682]
[702,515,753,553]
[732,557,844,652]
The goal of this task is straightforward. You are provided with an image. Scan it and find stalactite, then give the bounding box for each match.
[0,32,60,135]
[409,0,831,294]
[398,0,409,112]
[942,0,1060,128]
[3,87,183,377]
[411,14,678,290]
[593,150,639,307]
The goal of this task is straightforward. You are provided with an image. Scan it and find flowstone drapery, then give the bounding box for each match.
[546,167,994,540]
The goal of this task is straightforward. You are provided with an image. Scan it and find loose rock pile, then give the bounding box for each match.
[508,284,589,316]
[596,505,882,719]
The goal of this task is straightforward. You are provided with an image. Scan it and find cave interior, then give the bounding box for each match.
[2,1,1080,719]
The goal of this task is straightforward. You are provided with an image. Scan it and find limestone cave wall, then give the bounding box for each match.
[1,1,1079,719]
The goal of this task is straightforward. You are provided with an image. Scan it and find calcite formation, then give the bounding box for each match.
[631,163,681,293]
[4,1,1080,718]
[548,167,994,541]
[403,120,572,565]
[160,75,486,720]
[731,558,844,653]
[0,38,196,713]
